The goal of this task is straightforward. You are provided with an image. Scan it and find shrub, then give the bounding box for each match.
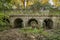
[0,14,10,31]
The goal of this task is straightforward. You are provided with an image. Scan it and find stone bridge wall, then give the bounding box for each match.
[9,14,60,29]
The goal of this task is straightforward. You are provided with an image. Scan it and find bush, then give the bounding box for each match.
[0,14,10,31]
[42,29,60,40]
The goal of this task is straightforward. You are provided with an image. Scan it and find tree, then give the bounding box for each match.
[52,0,60,7]
[0,0,12,9]
[30,2,42,10]
[41,0,49,4]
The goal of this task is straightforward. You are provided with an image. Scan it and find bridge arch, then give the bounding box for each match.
[14,18,23,28]
[43,18,53,29]
[28,18,38,28]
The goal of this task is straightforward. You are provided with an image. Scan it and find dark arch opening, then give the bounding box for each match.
[28,19,38,27]
[43,19,53,29]
[14,18,23,28]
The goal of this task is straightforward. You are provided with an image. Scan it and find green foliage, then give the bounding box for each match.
[46,30,60,40]
[0,0,12,9]
[20,27,44,34]
[30,2,42,10]
[40,29,60,40]
[0,14,10,31]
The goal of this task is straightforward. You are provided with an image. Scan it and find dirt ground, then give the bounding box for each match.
[0,28,48,40]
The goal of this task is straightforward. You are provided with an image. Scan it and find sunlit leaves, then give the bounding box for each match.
[41,0,49,4]
[52,0,60,7]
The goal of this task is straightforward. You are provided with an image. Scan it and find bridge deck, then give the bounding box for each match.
[9,14,60,17]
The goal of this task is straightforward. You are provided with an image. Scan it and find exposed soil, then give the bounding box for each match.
[0,28,47,40]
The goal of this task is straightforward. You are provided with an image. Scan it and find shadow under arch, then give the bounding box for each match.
[14,18,23,28]
[28,19,38,27]
[43,18,53,29]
